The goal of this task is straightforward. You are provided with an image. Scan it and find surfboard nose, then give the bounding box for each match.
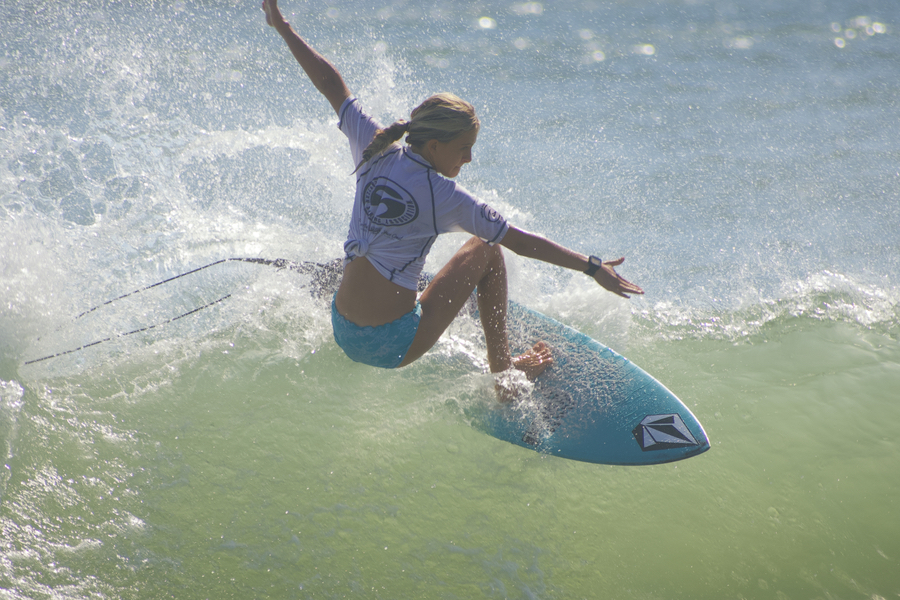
[476,301,712,466]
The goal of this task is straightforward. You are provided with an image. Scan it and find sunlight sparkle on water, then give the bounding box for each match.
[831,16,889,49]
[512,2,543,16]
[478,17,497,30]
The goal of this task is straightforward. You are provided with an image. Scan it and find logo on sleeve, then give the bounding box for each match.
[363,178,419,226]
[481,205,502,223]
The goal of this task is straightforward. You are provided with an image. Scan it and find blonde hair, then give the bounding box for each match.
[354,93,479,173]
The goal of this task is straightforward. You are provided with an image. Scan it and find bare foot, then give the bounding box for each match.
[495,342,553,403]
[512,341,553,380]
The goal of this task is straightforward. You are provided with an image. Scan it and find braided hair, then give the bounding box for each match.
[353,92,479,173]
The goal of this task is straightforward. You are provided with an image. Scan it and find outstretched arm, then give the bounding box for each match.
[263,0,351,116]
[500,226,644,299]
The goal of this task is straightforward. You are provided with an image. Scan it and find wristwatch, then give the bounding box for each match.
[584,255,601,277]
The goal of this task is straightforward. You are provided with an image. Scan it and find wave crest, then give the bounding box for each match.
[638,270,899,342]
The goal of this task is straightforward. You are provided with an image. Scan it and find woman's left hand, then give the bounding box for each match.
[592,257,644,299]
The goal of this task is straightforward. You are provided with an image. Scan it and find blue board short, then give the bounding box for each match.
[331,295,422,369]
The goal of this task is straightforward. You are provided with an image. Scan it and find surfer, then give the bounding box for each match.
[262,0,643,390]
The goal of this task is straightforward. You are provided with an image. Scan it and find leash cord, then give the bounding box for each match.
[24,257,338,366]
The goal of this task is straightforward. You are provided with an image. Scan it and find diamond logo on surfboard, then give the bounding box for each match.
[632,414,700,451]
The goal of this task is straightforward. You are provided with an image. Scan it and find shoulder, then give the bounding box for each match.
[339,98,383,162]
[338,98,367,128]
[339,98,386,132]
[433,176,476,204]
[337,97,358,126]
[401,152,467,196]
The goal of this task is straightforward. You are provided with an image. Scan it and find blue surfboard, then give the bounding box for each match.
[468,301,710,466]
[23,256,709,466]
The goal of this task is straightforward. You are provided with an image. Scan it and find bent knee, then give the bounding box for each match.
[464,236,504,262]
[485,241,505,268]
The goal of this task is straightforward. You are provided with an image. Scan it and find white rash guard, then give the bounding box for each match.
[338,97,509,291]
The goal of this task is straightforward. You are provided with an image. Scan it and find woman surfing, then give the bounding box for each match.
[262,0,643,391]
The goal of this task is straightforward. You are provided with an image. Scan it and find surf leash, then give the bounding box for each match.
[23,257,341,366]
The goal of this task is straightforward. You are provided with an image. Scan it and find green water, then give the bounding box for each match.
[3,317,898,599]
[2,0,899,596]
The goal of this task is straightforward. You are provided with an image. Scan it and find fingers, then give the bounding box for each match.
[595,259,644,298]
[262,0,279,27]
[615,278,644,297]
[618,276,643,295]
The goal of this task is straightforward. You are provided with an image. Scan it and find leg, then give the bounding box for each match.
[476,254,552,379]
[399,237,552,376]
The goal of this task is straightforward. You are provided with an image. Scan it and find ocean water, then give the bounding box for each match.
[1,0,899,598]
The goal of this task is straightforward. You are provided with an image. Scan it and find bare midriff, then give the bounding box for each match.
[334,257,418,327]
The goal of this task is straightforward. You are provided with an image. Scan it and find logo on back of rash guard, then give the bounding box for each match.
[363,178,418,227]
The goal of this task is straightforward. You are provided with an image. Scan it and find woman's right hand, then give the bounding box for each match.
[262,0,284,28]
[261,0,351,115]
